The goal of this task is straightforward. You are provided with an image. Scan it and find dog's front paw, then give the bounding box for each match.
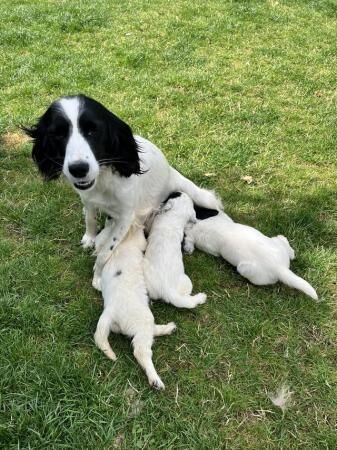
[81,233,96,249]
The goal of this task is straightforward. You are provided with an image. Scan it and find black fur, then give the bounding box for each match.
[163,191,182,203]
[22,102,69,180]
[23,94,141,180]
[193,205,219,220]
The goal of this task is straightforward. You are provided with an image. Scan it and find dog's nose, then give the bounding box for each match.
[68,161,89,178]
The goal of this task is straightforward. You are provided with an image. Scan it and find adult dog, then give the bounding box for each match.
[24,95,222,252]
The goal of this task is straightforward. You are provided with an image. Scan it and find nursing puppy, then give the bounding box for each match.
[183,212,318,300]
[144,192,207,308]
[94,225,176,390]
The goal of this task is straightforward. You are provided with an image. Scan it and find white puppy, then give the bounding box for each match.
[144,192,207,308]
[94,225,176,390]
[183,212,318,300]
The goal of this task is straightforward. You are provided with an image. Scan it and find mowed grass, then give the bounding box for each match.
[1,0,337,448]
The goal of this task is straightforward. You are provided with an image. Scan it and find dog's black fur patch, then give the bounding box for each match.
[193,205,219,220]
[23,94,142,180]
[163,191,182,203]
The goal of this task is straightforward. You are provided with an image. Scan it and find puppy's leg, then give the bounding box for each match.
[153,322,177,336]
[92,264,102,291]
[166,291,207,309]
[274,235,295,260]
[182,235,195,255]
[237,261,276,285]
[169,168,223,211]
[132,330,165,390]
[177,274,193,295]
[94,309,117,361]
[81,204,97,249]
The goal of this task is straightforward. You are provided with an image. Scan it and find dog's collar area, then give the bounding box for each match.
[74,180,95,190]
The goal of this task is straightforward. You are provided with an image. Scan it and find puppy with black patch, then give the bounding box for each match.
[144,192,207,308]
[183,211,318,300]
[94,224,176,390]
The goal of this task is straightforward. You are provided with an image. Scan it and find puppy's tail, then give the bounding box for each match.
[278,267,318,300]
[94,310,117,360]
[165,291,207,309]
[169,168,223,211]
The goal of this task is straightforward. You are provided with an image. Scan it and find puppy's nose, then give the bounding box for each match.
[68,161,89,178]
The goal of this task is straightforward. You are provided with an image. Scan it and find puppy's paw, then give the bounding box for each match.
[92,275,102,291]
[81,233,96,249]
[193,293,207,306]
[166,322,177,334]
[183,240,195,255]
[150,377,165,391]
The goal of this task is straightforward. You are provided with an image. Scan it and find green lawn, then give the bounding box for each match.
[1,0,337,448]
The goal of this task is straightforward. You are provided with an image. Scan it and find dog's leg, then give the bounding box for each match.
[153,322,176,336]
[132,330,165,390]
[81,204,97,249]
[94,210,136,280]
[169,168,223,211]
[94,309,117,361]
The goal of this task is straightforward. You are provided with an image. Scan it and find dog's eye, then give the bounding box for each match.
[82,121,97,137]
[50,126,68,140]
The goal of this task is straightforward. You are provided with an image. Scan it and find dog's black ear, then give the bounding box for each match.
[22,108,64,181]
[105,111,141,177]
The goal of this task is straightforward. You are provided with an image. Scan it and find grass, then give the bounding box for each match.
[0,0,337,448]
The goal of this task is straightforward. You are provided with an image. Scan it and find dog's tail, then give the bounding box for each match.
[278,267,318,300]
[169,168,223,211]
[94,309,117,360]
[165,290,207,309]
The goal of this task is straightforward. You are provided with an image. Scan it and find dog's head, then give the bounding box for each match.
[23,95,141,191]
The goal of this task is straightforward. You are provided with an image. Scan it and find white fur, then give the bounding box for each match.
[144,193,207,308]
[85,136,223,279]
[184,212,318,300]
[59,100,222,255]
[94,225,176,390]
[60,98,100,187]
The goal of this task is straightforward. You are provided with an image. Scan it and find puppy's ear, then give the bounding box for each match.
[105,112,141,177]
[22,109,63,181]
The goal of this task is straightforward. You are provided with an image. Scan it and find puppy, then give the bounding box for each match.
[144,192,207,308]
[183,212,318,300]
[94,225,176,390]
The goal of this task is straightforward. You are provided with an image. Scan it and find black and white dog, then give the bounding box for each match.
[24,95,222,254]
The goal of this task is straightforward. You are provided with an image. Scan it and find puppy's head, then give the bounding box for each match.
[161,191,196,222]
[23,95,141,191]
